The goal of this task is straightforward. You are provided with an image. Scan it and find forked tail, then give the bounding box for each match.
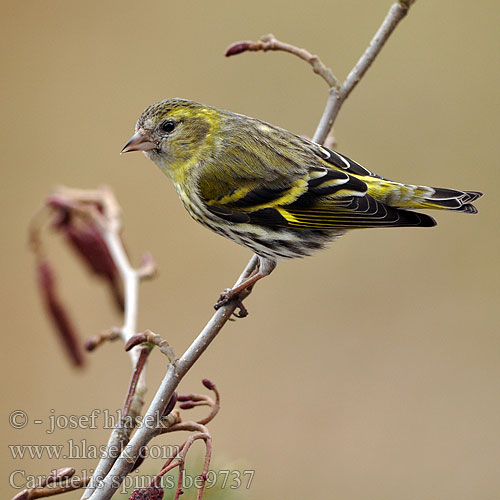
[416,187,483,214]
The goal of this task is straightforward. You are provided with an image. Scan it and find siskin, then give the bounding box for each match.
[122,99,482,308]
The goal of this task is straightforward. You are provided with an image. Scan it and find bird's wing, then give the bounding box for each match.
[196,140,435,229]
[311,144,383,178]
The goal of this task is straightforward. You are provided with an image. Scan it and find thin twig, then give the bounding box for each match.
[122,346,151,417]
[226,33,339,88]
[314,0,415,143]
[125,329,177,364]
[85,328,121,352]
[175,380,220,426]
[86,256,258,500]
[13,477,90,500]
[150,425,212,500]
[225,4,416,145]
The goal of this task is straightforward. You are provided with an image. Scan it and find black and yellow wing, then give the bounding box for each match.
[196,139,436,230]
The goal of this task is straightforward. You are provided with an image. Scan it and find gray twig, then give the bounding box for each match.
[85,257,258,500]
[314,1,415,143]
[226,33,340,88]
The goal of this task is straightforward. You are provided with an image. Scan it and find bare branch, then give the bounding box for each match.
[166,379,220,427]
[137,252,158,280]
[86,257,258,500]
[12,471,89,500]
[226,33,339,88]
[225,4,417,144]
[122,347,150,417]
[125,329,176,364]
[150,426,212,500]
[314,0,416,143]
[85,328,121,352]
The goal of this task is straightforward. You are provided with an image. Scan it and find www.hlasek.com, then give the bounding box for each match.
[10,469,255,493]
[9,440,180,461]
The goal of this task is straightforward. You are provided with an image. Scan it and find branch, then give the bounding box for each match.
[226,33,339,88]
[125,329,177,364]
[122,346,150,417]
[85,257,258,500]
[12,469,89,500]
[314,0,416,143]
[85,328,121,352]
[41,186,157,500]
[151,424,212,500]
[226,2,416,144]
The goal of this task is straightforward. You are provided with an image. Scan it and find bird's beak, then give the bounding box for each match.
[121,131,157,154]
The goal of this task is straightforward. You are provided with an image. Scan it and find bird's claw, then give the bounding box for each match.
[214,288,233,309]
[232,300,248,318]
[214,289,249,318]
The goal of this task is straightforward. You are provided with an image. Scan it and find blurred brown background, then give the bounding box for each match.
[2,1,499,499]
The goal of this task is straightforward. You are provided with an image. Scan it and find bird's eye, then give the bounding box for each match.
[159,120,176,134]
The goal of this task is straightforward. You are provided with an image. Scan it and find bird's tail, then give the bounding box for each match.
[415,187,483,214]
[365,179,483,214]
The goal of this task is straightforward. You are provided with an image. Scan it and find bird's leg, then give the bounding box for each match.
[214,257,276,312]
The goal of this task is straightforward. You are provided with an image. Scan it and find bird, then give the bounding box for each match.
[122,98,482,310]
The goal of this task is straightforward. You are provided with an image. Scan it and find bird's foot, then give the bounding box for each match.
[214,288,249,318]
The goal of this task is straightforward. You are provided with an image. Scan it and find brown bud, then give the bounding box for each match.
[36,258,84,367]
[124,333,147,352]
[163,392,178,417]
[39,466,77,487]
[84,338,98,352]
[202,378,215,390]
[225,41,252,57]
[62,219,124,312]
[46,195,124,312]
[43,467,76,486]
[179,402,195,410]
[130,446,148,473]
[53,467,76,481]
[129,486,164,500]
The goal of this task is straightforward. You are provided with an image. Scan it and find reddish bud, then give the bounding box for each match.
[202,378,215,390]
[62,219,124,312]
[163,392,178,417]
[84,338,98,352]
[44,467,76,485]
[131,446,148,473]
[179,402,195,410]
[46,196,124,312]
[225,41,252,56]
[176,395,193,402]
[129,486,164,500]
[37,258,84,367]
[53,467,76,480]
[125,333,147,352]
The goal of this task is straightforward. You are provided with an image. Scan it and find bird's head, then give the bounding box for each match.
[122,99,220,175]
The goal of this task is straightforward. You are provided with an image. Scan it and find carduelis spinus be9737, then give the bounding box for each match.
[122,99,482,308]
